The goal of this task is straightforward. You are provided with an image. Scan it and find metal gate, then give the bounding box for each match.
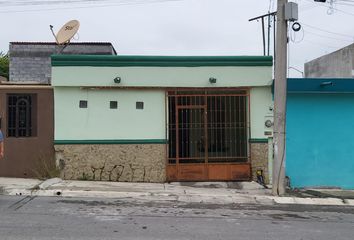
[166,90,251,181]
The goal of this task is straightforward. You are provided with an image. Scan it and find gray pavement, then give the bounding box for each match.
[1,195,354,240]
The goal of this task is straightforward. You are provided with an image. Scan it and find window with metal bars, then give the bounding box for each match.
[7,94,37,137]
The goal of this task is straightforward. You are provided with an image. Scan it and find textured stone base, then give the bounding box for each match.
[250,142,269,184]
[54,144,166,183]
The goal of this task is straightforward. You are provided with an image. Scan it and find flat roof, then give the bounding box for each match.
[287,78,354,93]
[51,55,273,67]
[10,42,113,46]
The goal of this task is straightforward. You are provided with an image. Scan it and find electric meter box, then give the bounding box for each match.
[284,2,298,21]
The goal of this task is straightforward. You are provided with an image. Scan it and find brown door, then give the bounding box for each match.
[166,90,251,181]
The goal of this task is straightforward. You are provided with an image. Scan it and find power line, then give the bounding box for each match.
[0,0,177,6]
[301,22,354,39]
[0,0,183,13]
[0,0,117,6]
[303,39,341,49]
[304,0,354,16]
[335,2,354,7]
[304,30,354,42]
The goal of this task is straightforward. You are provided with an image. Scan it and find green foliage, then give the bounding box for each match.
[0,52,9,79]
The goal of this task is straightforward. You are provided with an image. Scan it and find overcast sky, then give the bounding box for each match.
[0,0,354,77]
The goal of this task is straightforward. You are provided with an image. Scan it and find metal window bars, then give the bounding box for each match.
[7,94,33,137]
[167,90,249,165]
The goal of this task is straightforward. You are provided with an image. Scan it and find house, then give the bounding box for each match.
[305,43,354,78]
[9,42,116,84]
[286,78,354,189]
[51,55,274,182]
[0,42,116,178]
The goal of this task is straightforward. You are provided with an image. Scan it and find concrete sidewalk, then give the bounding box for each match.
[1,177,354,206]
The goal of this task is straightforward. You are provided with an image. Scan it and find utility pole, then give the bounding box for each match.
[273,0,288,195]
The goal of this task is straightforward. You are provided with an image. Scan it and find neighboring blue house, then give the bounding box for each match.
[286,78,354,189]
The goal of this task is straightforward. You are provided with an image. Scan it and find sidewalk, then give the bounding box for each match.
[1,177,354,206]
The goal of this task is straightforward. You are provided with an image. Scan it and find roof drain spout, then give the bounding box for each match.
[320,81,333,87]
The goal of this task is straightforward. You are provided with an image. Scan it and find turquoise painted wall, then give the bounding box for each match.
[286,93,354,189]
[54,88,166,141]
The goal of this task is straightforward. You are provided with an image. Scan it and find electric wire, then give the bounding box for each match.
[303,39,340,49]
[0,0,145,6]
[304,0,354,16]
[290,25,305,43]
[334,2,354,7]
[0,0,183,13]
[0,0,181,6]
[304,30,354,43]
[300,22,354,39]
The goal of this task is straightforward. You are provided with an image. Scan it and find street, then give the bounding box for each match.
[1,195,354,240]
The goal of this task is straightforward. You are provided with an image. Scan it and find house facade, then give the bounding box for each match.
[286,78,354,189]
[9,42,116,84]
[52,55,274,183]
[0,42,116,178]
[305,43,354,78]
[0,84,54,177]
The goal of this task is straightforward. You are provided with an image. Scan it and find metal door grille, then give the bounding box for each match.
[7,94,35,137]
[168,90,249,165]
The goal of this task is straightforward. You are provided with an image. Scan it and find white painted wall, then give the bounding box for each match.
[250,86,273,139]
[54,87,166,140]
[52,66,272,87]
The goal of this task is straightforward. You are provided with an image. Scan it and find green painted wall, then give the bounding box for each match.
[53,59,273,142]
[54,88,166,141]
[52,66,272,87]
[250,86,273,139]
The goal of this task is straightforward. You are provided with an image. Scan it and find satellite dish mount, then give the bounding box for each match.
[50,20,80,45]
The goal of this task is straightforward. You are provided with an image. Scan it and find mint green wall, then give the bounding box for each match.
[54,88,166,141]
[54,86,273,141]
[53,63,273,141]
[52,66,272,87]
[250,87,273,139]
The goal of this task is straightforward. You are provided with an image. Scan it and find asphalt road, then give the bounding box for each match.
[0,195,354,240]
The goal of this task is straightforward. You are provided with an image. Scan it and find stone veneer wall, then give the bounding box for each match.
[54,144,166,182]
[250,142,269,184]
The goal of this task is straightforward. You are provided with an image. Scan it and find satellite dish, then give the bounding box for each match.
[55,20,80,44]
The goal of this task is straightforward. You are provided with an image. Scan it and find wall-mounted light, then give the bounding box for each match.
[209,77,217,84]
[114,77,121,84]
[320,81,333,87]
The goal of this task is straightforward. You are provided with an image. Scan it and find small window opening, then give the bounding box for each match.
[136,101,144,110]
[79,100,88,108]
[110,101,118,109]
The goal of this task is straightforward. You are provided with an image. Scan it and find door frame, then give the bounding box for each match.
[166,89,251,181]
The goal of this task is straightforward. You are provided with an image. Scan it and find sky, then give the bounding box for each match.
[0,0,354,77]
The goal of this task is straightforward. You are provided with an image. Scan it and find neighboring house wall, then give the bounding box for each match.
[305,43,354,78]
[52,55,273,182]
[9,42,116,84]
[0,86,54,178]
[286,78,354,189]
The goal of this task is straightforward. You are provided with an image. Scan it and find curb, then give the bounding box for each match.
[2,187,354,206]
